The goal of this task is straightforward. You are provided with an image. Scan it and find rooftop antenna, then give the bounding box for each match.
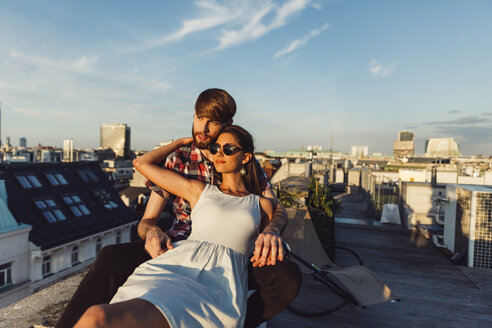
[329,133,333,184]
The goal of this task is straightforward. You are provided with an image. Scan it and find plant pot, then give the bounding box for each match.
[308,207,336,262]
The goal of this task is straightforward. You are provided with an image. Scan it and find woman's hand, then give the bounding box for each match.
[250,230,284,267]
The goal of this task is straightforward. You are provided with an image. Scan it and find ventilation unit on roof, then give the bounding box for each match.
[444,185,492,268]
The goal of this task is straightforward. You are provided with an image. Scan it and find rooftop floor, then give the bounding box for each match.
[269,221,492,328]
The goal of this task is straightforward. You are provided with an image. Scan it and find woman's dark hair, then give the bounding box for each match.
[220,125,263,196]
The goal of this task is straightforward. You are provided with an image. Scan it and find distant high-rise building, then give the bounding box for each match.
[19,137,27,148]
[351,145,368,158]
[63,139,74,162]
[100,123,131,158]
[398,131,414,142]
[425,137,460,157]
[393,130,415,158]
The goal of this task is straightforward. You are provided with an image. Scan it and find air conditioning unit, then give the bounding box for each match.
[444,185,492,268]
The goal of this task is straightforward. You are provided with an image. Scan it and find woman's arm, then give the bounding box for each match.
[133,137,204,209]
[251,197,284,267]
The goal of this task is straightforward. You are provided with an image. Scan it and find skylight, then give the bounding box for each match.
[92,189,120,211]
[42,211,57,223]
[70,206,83,217]
[27,175,42,187]
[55,174,68,185]
[45,174,60,186]
[16,176,32,189]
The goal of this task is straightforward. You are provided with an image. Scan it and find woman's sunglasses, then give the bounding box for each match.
[209,143,244,156]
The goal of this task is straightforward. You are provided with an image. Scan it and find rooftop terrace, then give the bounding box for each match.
[1,190,491,328]
[270,219,492,328]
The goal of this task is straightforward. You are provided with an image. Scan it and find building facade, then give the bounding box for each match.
[351,145,369,158]
[0,161,137,307]
[63,139,74,162]
[100,123,131,159]
[425,137,460,157]
[393,130,415,158]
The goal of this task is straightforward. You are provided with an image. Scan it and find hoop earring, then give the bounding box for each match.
[240,167,247,176]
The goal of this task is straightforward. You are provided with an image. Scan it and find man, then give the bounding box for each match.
[56,89,301,328]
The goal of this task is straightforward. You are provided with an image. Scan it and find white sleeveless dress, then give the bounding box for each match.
[111,184,261,328]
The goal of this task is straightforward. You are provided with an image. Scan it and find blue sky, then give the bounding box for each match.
[1,0,491,155]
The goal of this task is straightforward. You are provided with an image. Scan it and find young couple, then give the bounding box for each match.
[57,89,301,327]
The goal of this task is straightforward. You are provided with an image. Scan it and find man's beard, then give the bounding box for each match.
[192,125,214,150]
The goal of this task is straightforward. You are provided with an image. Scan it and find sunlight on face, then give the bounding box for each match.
[212,133,244,173]
[192,115,225,149]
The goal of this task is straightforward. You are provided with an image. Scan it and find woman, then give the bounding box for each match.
[75,125,275,328]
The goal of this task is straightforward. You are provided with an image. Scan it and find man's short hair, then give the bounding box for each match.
[195,88,236,123]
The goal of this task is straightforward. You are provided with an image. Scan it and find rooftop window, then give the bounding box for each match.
[16,175,42,188]
[35,200,47,209]
[53,209,67,221]
[42,211,57,223]
[92,189,119,210]
[79,204,91,215]
[34,199,67,223]
[16,176,32,189]
[77,168,99,183]
[70,206,83,217]
[45,173,69,186]
[63,193,91,217]
[55,173,68,185]
[45,174,60,186]
[27,175,42,187]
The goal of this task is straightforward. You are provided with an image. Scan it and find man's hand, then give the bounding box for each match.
[250,229,284,267]
[145,226,174,259]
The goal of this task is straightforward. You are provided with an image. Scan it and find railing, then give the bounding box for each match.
[360,169,399,219]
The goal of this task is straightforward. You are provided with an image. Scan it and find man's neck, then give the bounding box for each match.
[199,147,213,162]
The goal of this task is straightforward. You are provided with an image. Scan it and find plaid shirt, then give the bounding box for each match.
[145,142,271,241]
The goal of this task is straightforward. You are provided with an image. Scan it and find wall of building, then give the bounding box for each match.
[348,169,361,186]
[400,182,446,228]
[30,223,134,293]
[486,171,492,185]
[270,161,306,185]
[399,169,492,185]
[393,140,415,158]
[399,169,428,182]
[130,171,147,187]
[0,226,32,308]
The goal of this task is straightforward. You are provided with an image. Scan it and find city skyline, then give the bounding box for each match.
[1,1,491,155]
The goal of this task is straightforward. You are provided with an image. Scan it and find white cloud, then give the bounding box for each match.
[217,0,311,49]
[138,0,312,52]
[1,50,172,126]
[8,50,97,74]
[274,22,330,58]
[368,59,398,78]
[149,0,243,47]
[6,51,171,95]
